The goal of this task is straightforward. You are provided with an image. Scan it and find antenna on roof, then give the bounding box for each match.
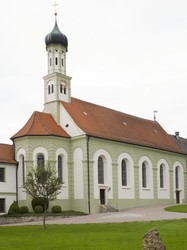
[153,110,158,121]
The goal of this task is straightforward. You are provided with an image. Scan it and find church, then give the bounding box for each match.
[0,13,187,214]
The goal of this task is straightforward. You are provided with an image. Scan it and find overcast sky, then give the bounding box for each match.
[1,0,187,144]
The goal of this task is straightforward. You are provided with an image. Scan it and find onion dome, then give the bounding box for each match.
[45,17,68,51]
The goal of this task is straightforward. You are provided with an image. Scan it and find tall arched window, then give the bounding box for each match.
[48,85,50,94]
[37,154,44,168]
[142,162,147,188]
[160,164,164,188]
[175,166,179,189]
[20,155,25,184]
[58,155,63,182]
[98,156,104,184]
[121,159,127,186]
[60,84,63,94]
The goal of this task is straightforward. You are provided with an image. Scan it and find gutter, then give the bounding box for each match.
[86,135,91,214]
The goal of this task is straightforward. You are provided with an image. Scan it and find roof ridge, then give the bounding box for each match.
[70,97,155,124]
[27,111,37,134]
[35,112,54,134]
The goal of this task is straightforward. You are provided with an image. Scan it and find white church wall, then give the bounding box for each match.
[117,153,135,199]
[157,159,170,199]
[56,148,69,199]
[139,156,154,199]
[74,148,84,199]
[60,105,85,137]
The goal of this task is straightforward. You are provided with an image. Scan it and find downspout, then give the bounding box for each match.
[16,163,18,203]
[12,139,18,204]
[86,135,91,214]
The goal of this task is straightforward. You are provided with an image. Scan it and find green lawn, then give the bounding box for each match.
[165,204,187,213]
[1,220,187,250]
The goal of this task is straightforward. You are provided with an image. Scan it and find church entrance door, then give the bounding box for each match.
[176,191,180,204]
[100,189,105,205]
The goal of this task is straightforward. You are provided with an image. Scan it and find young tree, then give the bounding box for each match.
[23,165,63,229]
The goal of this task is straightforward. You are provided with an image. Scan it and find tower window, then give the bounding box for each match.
[55,57,58,65]
[64,86,67,95]
[48,85,50,94]
[51,84,54,93]
[60,84,63,94]
[62,58,64,66]
[50,58,52,66]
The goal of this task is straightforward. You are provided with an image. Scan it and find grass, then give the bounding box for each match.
[1,219,187,249]
[165,204,187,213]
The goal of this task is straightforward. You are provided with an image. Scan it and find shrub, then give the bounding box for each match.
[34,205,43,213]
[8,201,19,214]
[19,206,29,214]
[31,197,49,211]
[51,205,62,213]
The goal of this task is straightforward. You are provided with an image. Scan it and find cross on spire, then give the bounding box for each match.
[53,0,59,16]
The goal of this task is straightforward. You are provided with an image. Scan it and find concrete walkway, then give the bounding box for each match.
[2,204,187,226]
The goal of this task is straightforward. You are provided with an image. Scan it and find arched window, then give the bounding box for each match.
[121,159,127,186]
[51,84,54,93]
[48,85,50,94]
[55,57,58,65]
[98,156,104,184]
[20,155,25,184]
[142,162,147,188]
[60,84,63,94]
[37,154,44,168]
[160,164,164,188]
[175,166,179,189]
[64,86,67,95]
[58,155,63,182]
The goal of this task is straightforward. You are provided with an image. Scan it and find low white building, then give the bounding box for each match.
[0,144,17,214]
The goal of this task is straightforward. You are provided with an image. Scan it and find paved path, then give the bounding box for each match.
[2,204,187,226]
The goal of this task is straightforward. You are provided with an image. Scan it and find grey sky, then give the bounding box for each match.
[1,0,187,143]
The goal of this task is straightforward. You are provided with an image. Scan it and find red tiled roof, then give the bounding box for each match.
[0,144,17,164]
[62,98,184,153]
[12,111,70,139]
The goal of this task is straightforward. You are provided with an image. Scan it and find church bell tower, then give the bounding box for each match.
[43,13,71,124]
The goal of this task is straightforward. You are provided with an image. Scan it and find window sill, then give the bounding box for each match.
[98,184,108,188]
[159,188,168,191]
[142,188,151,191]
[122,186,131,189]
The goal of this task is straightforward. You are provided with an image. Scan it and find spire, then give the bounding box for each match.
[53,0,59,16]
[45,12,68,51]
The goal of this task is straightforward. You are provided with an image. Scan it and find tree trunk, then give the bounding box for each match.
[43,202,47,229]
